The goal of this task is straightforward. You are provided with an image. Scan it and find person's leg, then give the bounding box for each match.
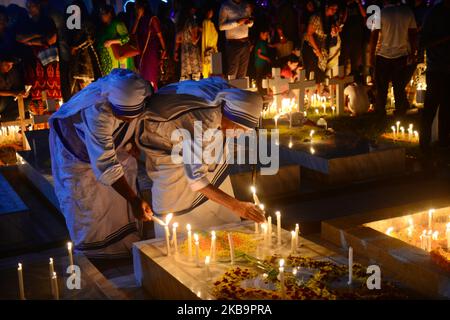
[226,41,239,79]
[420,72,441,151]
[392,56,409,115]
[236,41,251,79]
[374,55,391,115]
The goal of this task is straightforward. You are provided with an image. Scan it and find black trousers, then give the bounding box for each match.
[339,31,364,75]
[225,39,251,79]
[301,43,326,84]
[374,55,410,115]
[420,71,450,150]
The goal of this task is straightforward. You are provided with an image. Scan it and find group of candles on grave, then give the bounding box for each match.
[385,209,450,252]
[0,125,21,145]
[390,121,419,142]
[16,242,75,300]
[251,186,300,254]
[151,213,217,278]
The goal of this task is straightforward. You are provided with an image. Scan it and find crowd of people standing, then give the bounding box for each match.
[0,0,449,153]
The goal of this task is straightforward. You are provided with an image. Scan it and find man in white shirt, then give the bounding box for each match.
[219,0,254,79]
[344,75,371,116]
[369,0,417,116]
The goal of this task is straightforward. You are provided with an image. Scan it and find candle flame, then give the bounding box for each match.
[186,224,191,231]
[18,263,22,270]
[432,231,439,240]
[205,256,210,264]
[194,233,199,242]
[250,186,256,194]
[49,258,53,264]
[67,242,72,251]
[165,213,173,225]
[52,271,57,278]
[211,230,216,240]
[310,130,315,137]
[386,227,394,236]
[172,222,178,229]
[275,211,281,218]
[293,267,297,275]
[259,204,265,211]
[291,230,296,237]
[279,259,285,268]
[446,222,450,230]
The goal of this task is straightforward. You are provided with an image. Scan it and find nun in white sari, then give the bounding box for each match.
[49,69,153,259]
[137,77,266,236]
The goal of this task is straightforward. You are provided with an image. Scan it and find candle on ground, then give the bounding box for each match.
[194,233,200,267]
[348,247,353,285]
[49,258,55,295]
[210,231,216,262]
[276,211,281,246]
[396,121,400,135]
[67,242,74,274]
[428,209,434,230]
[446,223,450,250]
[228,233,235,265]
[164,213,173,256]
[391,126,396,139]
[205,256,211,279]
[172,222,178,255]
[279,259,286,299]
[267,216,272,247]
[261,223,268,247]
[295,224,300,248]
[291,231,296,254]
[17,263,25,300]
[187,224,192,261]
[400,126,405,137]
[51,272,59,300]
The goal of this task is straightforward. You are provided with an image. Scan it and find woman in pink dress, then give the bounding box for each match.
[132,0,167,90]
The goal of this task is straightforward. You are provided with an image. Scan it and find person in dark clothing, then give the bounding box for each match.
[339,0,366,76]
[0,55,27,121]
[419,0,450,152]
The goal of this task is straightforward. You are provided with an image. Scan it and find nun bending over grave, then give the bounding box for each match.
[49,69,153,258]
[137,77,266,236]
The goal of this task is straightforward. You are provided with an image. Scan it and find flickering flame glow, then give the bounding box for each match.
[165,213,173,225]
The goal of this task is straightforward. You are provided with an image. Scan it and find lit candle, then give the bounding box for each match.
[187,224,192,261]
[292,267,297,276]
[51,272,59,300]
[279,259,286,299]
[428,209,434,230]
[396,121,400,135]
[250,186,261,206]
[228,232,235,265]
[446,223,450,250]
[267,216,272,247]
[276,211,281,246]
[194,233,200,267]
[391,126,396,139]
[288,136,293,149]
[322,104,326,115]
[295,224,300,248]
[172,222,178,256]
[164,213,173,257]
[331,106,336,115]
[261,223,268,247]
[414,131,419,140]
[205,256,211,279]
[17,263,25,300]
[210,231,216,262]
[49,258,55,296]
[274,114,279,129]
[291,231,296,254]
[348,247,353,285]
[400,126,405,137]
[309,130,315,143]
[67,242,74,274]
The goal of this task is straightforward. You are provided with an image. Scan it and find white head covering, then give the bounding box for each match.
[101,69,151,117]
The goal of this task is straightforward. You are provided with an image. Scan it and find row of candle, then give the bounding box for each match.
[390,122,419,142]
[0,125,21,144]
[251,186,300,252]
[16,241,74,300]
[152,213,228,277]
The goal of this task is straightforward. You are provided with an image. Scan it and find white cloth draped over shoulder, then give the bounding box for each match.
[49,74,147,259]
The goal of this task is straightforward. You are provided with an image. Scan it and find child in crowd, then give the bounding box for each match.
[344,74,371,116]
[280,54,301,82]
[254,27,271,95]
